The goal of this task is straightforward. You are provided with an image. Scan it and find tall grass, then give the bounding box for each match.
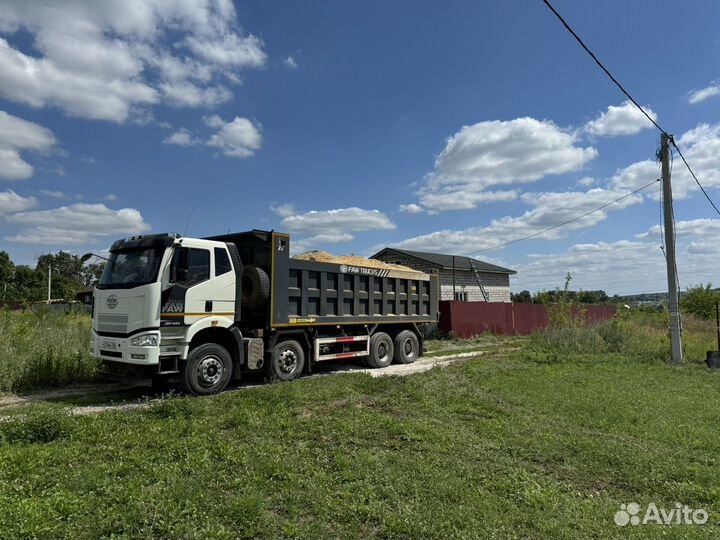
[530,305,716,363]
[0,309,99,391]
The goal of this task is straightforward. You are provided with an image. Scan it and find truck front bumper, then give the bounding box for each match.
[90,329,161,366]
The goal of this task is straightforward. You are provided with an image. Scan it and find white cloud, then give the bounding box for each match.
[39,189,65,198]
[206,115,262,158]
[393,187,644,254]
[302,232,354,244]
[284,55,298,69]
[104,194,118,201]
[0,1,266,122]
[583,101,657,137]
[164,116,262,158]
[0,110,56,180]
[399,203,424,214]
[514,218,720,294]
[611,123,720,200]
[203,115,226,129]
[279,207,395,252]
[185,33,266,68]
[163,129,197,147]
[291,232,354,255]
[6,202,149,245]
[419,189,518,211]
[0,148,33,180]
[688,83,720,105]
[281,207,395,234]
[270,203,297,218]
[576,176,595,188]
[638,218,720,240]
[0,189,36,214]
[159,82,232,108]
[417,117,597,211]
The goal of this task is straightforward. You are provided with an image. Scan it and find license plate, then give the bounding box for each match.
[102,341,117,350]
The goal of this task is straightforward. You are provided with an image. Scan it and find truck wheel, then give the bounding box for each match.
[267,340,305,381]
[180,343,233,396]
[393,330,419,364]
[241,265,270,310]
[368,332,394,368]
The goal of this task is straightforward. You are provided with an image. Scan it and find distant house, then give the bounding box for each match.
[371,248,516,302]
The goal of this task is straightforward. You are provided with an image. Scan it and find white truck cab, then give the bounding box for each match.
[91,233,244,394]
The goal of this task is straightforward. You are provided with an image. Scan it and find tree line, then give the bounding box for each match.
[511,289,611,304]
[0,251,105,303]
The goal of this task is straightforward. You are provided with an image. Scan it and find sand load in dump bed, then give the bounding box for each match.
[292,251,422,274]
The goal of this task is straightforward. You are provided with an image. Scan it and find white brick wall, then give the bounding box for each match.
[373,252,512,302]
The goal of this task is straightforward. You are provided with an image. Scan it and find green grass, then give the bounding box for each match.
[424,333,526,357]
[2,343,720,538]
[0,310,99,391]
[1,311,719,538]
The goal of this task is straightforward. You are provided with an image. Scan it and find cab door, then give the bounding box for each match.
[161,244,213,327]
[211,246,236,317]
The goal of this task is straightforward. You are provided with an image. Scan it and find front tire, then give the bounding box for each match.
[267,340,305,381]
[180,343,233,396]
[368,332,394,368]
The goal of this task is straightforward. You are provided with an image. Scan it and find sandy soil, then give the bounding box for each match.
[293,251,421,273]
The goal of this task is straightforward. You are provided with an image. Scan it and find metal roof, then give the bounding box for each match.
[371,247,517,275]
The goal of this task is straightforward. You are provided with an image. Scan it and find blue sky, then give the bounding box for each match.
[0,0,719,294]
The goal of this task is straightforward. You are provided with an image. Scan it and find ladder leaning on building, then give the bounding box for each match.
[468,259,490,302]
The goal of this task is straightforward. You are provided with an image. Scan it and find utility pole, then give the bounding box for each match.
[661,133,683,363]
[452,255,456,300]
[47,264,52,303]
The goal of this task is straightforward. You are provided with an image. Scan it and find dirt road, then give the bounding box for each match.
[0,348,513,418]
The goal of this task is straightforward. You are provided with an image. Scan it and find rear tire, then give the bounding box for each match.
[267,340,305,381]
[180,343,233,396]
[393,330,420,364]
[368,332,394,368]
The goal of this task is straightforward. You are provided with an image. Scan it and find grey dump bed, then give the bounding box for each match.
[206,230,439,329]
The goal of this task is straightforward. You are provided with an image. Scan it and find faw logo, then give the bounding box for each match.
[338,265,391,278]
[162,301,185,313]
[106,295,118,309]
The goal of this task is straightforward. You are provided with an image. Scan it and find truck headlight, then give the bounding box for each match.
[131,333,159,347]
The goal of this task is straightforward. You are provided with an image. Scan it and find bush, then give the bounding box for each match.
[681,283,720,320]
[0,309,99,391]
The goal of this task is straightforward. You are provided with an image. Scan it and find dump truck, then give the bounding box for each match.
[90,230,439,395]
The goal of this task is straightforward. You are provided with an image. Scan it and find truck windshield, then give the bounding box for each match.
[97,248,165,289]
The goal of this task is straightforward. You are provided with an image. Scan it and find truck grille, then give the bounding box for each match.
[97,313,128,334]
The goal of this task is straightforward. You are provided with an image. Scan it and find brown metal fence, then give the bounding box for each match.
[438,301,617,338]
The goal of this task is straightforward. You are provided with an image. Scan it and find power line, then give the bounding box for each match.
[540,0,665,135]
[672,142,720,216]
[473,179,659,255]
[541,0,720,218]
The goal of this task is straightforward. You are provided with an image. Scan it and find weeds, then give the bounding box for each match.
[0,410,70,444]
[530,304,716,364]
[0,310,99,391]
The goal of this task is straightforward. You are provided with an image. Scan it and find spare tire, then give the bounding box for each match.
[242,265,270,309]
